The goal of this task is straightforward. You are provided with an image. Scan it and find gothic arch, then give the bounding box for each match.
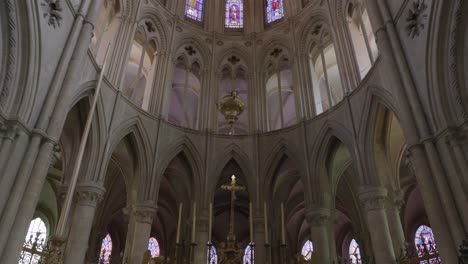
[309,121,357,205]
[426,0,467,128]
[6,1,41,121]
[216,46,252,72]
[262,141,307,202]
[298,11,331,55]
[104,117,154,201]
[153,137,203,202]
[137,8,169,53]
[209,144,254,203]
[58,94,107,185]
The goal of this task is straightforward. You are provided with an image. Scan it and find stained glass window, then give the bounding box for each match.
[225,0,244,28]
[266,0,284,24]
[19,218,48,264]
[349,239,362,264]
[207,245,218,264]
[148,237,160,258]
[185,0,204,21]
[243,243,254,264]
[414,225,441,264]
[99,234,112,264]
[301,240,314,261]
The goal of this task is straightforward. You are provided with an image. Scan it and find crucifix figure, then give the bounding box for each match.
[221,175,245,243]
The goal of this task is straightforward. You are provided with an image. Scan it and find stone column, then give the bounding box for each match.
[122,204,157,264]
[64,184,105,264]
[358,187,395,264]
[194,216,209,264]
[385,191,406,258]
[306,208,331,264]
[253,217,266,263]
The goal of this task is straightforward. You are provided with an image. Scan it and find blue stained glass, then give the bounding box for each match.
[185,0,204,21]
[225,0,244,28]
[349,239,362,264]
[207,246,218,264]
[301,240,313,261]
[266,0,284,24]
[148,237,160,258]
[243,243,254,264]
[99,234,112,264]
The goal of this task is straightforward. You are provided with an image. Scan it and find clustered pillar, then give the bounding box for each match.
[122,204,157,264]
[64,184,105,264]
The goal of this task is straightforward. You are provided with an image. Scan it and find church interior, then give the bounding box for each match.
[1,0,468,263]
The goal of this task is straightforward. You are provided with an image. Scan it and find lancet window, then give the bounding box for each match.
[301,240,314,261]
[207,245,218,264]
[243,243,254,263]
[265,47,297,131]
[91,0,119,65]
[185,0,204,21]
[19,218,48,264]
[168,46,202,129]
[123,23,158,110]
[414,225,441,263]
[346,0,378,79]
[309,26,345,115]
[148,237,160,258]
[349,239,362,264]
[266,0,285,23]
[99,234,113,264]
[225,0,244,28]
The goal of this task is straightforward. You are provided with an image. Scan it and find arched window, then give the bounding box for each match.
[414,225,441,263]
[91,0,119,65]
[99,234,113,264]
[185,0,204,21]
[265,48,297,131]
[309,29,345,115]
[148,237,160,258]
[266,0,285,23]
[207,245,218,264]
[168,48,202,129]
[123,27,157,110]
[347,0,378,79]
[349,239,362,264]
[243,243,254,263]
[266,69,297,130]
[301,240,314,261]
[19,218,48,264]
[225,0,244,28]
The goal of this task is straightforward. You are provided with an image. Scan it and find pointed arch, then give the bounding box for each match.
[103,117,154,201]
[209,143,254,202]
[309,121,357,205]
[153,136,203,201]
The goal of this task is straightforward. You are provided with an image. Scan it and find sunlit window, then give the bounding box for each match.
[19,218,48,264]
[414,225,441,264]
[349,239,362,264]
[301,240,314,261]
[99,234,113,264]
[225,0,244,28]
[148,237,160,258]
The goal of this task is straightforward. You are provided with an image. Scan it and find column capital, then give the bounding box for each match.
[124,203,158,224]
[358,187,388,211]
[305,208,330,227]
[75,184,106,207]
[391,190,405,211]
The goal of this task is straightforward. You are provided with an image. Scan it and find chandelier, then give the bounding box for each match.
[217,90,245,135]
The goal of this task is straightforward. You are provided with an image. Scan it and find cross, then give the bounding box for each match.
[221,175,245,241]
